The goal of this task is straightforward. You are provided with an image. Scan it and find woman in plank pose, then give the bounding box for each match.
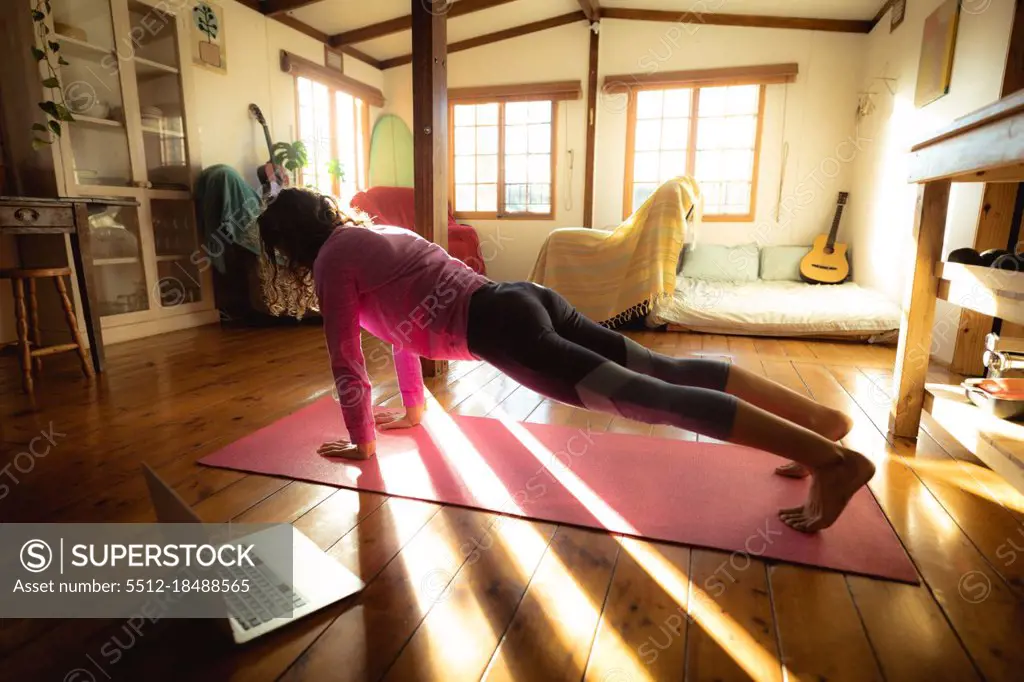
[257,188,874,533]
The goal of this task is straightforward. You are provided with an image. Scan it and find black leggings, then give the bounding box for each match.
[465,282,739,440]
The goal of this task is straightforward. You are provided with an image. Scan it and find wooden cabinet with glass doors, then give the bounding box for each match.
[0,0,216,345]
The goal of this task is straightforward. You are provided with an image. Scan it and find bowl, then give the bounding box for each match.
[963,378,1024,420]
[86,101,111,119]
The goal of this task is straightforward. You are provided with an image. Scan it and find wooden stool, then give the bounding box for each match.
[1,267,94,394]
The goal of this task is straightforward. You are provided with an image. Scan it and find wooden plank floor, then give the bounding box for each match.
[2,325,1023,682]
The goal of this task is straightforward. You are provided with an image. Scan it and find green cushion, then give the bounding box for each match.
[760,245,812,281]
[679,243,760,282]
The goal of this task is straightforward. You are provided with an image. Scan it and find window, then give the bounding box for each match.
[625,83,765,220]
[451,99,556,219]
[295,75,369,205]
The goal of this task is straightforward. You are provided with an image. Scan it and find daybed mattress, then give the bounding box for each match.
[648,278,902,339]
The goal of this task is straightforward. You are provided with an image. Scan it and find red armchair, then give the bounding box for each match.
[349,187,487,276]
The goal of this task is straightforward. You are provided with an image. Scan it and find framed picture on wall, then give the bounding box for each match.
[890,0,906,32]
[914,0,961,107]
[191,1,227,73]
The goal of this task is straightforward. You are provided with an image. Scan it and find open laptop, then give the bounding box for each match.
[141,464,363,644]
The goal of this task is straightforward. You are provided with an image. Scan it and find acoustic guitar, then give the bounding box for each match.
[248,103,290,196]
[800,192,850,284]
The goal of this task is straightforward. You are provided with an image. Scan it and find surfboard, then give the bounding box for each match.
[368,114,414,188]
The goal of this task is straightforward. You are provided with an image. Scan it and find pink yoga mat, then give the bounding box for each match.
[200,397,917,583]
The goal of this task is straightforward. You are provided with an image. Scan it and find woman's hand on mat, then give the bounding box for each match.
[377,403,425,431]
[318,439,376,460]
[373,407,405,425]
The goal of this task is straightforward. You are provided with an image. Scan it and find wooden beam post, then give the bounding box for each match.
[583,24,599,228]
[890,180,951,439]
[412,0,449,378]
[577,0,600,22]
[949,0,1024,375]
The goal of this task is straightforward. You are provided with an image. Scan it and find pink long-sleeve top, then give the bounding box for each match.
[313,224,490,444]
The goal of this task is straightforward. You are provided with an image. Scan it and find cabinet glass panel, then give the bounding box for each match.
[129,0,190,190]
[86,204,150,317]
[152,199,204,308]
[52,0,134,188]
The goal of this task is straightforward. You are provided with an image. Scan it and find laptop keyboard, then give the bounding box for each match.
[221,555,307,631]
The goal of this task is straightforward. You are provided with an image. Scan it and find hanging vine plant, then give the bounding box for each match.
[30,0,74,150]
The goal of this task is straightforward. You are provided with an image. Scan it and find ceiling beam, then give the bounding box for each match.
[273,11,329,41]
[379,10,587,69]
[872,1,894,28]
[600,8,874,34]
[237,1,385,70]
[872,0,897,27]
[578,0,600,22]
[273,14,384,69]
[262,0,326,17]
[330,0,518,46]
[331,15,410,47]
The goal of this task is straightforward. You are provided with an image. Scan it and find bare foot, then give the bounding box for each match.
[773,408,855,478]
[778,448,875,533]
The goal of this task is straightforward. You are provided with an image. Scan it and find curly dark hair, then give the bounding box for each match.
[257,187,371,318]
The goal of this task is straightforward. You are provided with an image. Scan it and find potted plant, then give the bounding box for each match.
[327,159,345,183]
[271,140,308,185]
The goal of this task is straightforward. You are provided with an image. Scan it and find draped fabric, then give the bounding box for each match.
[529,176,702,326]
[195,164,263,275]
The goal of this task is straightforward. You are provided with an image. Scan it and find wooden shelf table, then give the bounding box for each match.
[891,89,1024,492]
[1,195,140,374]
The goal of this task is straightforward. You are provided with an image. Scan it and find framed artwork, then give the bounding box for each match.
[890,0,906,32]
[191,1,227,73]
[915,0,961,107]
[325,47,344,73]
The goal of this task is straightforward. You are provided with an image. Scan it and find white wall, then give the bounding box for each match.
[846,0,1014,363]
[594,20,866,246]
[382,19,867,280]
[382,22,590,282]
[192,0,384,187]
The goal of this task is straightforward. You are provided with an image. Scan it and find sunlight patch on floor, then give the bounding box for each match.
[391,398,626,678]
[913,481,961,539]
[900,456,1024,514]
[377,446,442,500]
[925,390,1024,513]
[499,418,788,682]
[392,507,494,662]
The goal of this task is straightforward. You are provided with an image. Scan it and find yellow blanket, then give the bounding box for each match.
[529,176,702,326]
